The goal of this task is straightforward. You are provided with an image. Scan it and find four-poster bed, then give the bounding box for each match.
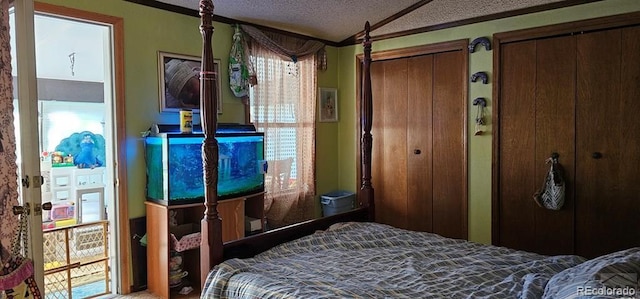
[193,1,640,298]
[196,0,373,284]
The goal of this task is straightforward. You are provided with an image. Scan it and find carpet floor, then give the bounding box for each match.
[71,279,199,298]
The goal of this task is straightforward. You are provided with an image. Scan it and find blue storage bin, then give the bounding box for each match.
[321,191,355,217]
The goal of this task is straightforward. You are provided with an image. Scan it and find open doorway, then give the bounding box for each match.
[9,2,129,297]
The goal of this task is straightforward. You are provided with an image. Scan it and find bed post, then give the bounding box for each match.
[198,0,223,286]
[360,22,375,221]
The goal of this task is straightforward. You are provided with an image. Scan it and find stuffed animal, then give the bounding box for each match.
[55,131,105,169]
[73,134,103,169]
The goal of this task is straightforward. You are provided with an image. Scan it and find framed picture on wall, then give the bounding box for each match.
[158,51,222,113]
[318,87,338,122]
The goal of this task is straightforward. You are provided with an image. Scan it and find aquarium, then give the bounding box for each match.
[145,130,265,205]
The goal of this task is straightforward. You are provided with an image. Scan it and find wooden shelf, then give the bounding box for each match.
[145,192,264,298]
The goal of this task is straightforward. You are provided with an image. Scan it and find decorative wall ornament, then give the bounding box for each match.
[68,52,76,76]
[470,71,489,84]
[473,97,487,108]
[469,37,492,53]
[318,87,338,122]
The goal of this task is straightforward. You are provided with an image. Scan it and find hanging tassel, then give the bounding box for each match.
[474,119,483,136]
[473,98,486,136]
[318,48,327,71]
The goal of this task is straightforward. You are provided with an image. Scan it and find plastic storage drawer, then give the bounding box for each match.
[321,191,355,216]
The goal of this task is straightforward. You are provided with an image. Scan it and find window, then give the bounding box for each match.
[249,47,317,228]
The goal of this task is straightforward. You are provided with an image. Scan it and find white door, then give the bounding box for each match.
[10,1,120,297]
[10,0,44,293]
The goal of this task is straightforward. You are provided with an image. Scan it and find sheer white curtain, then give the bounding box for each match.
[250,39,317,228]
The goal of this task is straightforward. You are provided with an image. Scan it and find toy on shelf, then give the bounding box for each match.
[48,203,75,221]
[54,131,106,169]
[43,202,77,228]
[50,151,74,167]
[74,134,104,168]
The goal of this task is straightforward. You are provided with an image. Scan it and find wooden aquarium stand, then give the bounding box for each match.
[145,192,264,298]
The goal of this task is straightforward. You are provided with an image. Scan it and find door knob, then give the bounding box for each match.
[414,149,421,155]
[592,152,603,159]
[33,202,52,216]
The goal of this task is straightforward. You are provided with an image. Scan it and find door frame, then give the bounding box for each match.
[355,40,469,236]
[35,2,131,293]
[13,1,131,294]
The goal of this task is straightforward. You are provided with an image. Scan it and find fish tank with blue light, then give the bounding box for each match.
[145,124,265,205]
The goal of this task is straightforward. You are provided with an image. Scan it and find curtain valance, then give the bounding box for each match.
[240,24,327,69]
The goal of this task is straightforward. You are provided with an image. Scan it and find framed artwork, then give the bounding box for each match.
[318,87,338,122]
[158,51,222,113]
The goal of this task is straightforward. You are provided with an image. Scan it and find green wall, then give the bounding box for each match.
[315,46,341,213]
[39,0,640,245]
[39,0,232,218]
[336,0,640,244]
[38,0,340,218]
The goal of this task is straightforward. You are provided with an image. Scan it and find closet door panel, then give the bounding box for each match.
[618,26,640,252]
[533,36,576,255]
[371,59,409,229]
[370,60,388,227]
[432,50,466,239]
[407,55,434,232]
[576,28,640,258]
[498,41,537,251]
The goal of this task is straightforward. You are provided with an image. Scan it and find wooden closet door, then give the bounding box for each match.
[498,41,537,252]
[431,51,467,239]
[371,50,466,238]
[372,58,409,229]
[498,35,576,255]
[575,26,640,258]
[532,36,576,255]
[407,56,434,232]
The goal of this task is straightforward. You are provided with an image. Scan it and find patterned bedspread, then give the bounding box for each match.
[202,222,586,298]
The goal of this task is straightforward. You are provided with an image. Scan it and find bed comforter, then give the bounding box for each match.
[202,222,586,298]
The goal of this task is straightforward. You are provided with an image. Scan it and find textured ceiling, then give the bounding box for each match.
[155,0,591,43]
[374,0,567,37]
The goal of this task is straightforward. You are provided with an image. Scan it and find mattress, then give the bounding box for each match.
[202,222,586,298]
